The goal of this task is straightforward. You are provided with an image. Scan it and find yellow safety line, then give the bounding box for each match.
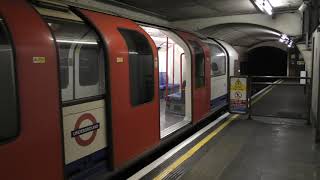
[153,83,277,180]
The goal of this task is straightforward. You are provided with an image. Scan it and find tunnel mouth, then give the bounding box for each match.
[245,46,288,77]
[240,46,288,94]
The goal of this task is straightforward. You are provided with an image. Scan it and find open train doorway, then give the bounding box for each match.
[141,26,192,138]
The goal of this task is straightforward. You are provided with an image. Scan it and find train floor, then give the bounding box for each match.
[160,99,185,131]
[130,82,320,180]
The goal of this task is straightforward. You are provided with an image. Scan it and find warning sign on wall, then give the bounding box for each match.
[229,77,249,114]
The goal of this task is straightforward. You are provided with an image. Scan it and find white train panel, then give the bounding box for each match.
[62,100,107,164]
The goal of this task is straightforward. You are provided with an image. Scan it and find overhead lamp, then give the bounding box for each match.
[253,0,273,15]
[298,1,309,13]
[278,34,294,48]
[56,39,98,45]
[216,53,226,57]
[288,40,294,48]
[279,34,289,42]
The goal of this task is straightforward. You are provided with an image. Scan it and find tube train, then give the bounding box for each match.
[0,0,238,179]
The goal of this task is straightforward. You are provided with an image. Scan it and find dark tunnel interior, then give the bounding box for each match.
[241,46,287,76]
[241,46,288,93]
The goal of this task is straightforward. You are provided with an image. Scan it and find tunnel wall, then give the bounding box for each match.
[311,28,320,129]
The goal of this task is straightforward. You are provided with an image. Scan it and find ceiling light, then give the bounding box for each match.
[280,34,289,42]
[216,53,226,57]
[288,40,294,48]
[56,39,98,45]
[279,34,294,47]
[298,2,308,13]
[253,0,273,15]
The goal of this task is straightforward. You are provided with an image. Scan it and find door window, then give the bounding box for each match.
[0,18,19,142]
[188,40,205,88]
[118,28,154,106]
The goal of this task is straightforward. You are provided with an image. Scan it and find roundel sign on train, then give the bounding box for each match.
[71,113,100,146]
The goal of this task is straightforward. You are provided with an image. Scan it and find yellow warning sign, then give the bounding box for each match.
[229,77,248,114]
[231,79,246,91]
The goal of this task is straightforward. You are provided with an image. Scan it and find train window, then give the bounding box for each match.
[79,40,101,86]
[188,40,205,88]
[118,28,154,106]
[210,44,226,77]
[58,44,70,89]
[46,18,105,102]
[0,19,19,142]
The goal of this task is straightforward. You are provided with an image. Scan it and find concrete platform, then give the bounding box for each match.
[133,82,320,180]
[180,118,319,180]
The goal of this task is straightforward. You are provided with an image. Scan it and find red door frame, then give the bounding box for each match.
[175,31,211,123]
[0,1,64,180]
[77,9,160,168]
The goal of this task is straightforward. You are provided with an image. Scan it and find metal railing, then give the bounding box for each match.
[247,75,312,124]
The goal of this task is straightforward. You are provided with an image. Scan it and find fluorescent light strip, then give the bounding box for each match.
[254,0,273,15]
[264,0,273,15]
[216,53,226,57]
[56,39,98,45]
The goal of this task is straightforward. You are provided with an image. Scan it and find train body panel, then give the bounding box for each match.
[62,100,107,165]
[175,31,211,123]
[203,39,229,110]
[77,9,160,168]
[0,1,64,179]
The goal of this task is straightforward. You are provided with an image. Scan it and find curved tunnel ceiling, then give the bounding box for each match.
[107,0,302,21]
[198,23,283,47]
[97,0,302,48]
[108,0,258,20]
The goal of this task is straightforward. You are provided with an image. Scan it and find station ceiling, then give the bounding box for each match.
[199,23,282,47]
[109,0,302,20]
[101,0,303,47]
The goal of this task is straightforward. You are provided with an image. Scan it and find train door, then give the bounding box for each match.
[0,1,64,180]
[141,26,193,138]
[35,6,109,178]
[204,40,228,112]
[77,9,160,168]
[175,31,211,123]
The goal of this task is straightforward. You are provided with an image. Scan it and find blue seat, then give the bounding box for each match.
[159,72,180,98]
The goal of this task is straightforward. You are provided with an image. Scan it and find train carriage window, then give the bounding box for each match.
[0,19,19,142]
[210,44,226,77]
[188,40,205,88]
[79,43,100,86]
[46,18,105,102]
[58,43,71,89]
[118,28,154,106]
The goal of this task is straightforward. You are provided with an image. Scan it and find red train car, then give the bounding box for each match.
[0,0,232,179]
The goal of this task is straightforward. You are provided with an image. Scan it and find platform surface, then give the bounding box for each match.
[142,82,319,180]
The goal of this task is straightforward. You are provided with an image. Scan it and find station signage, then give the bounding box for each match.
[229,76,249,114]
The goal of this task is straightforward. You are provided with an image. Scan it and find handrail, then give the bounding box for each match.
[172,43,175,94]
[165,36,169,99]
[180,53,185,91]
[250,76,311,80]
[251,82,309,86]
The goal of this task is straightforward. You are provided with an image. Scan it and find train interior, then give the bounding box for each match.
[141,26,192,138]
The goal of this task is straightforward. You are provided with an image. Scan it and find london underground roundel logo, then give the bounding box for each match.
[71,113,100,146]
